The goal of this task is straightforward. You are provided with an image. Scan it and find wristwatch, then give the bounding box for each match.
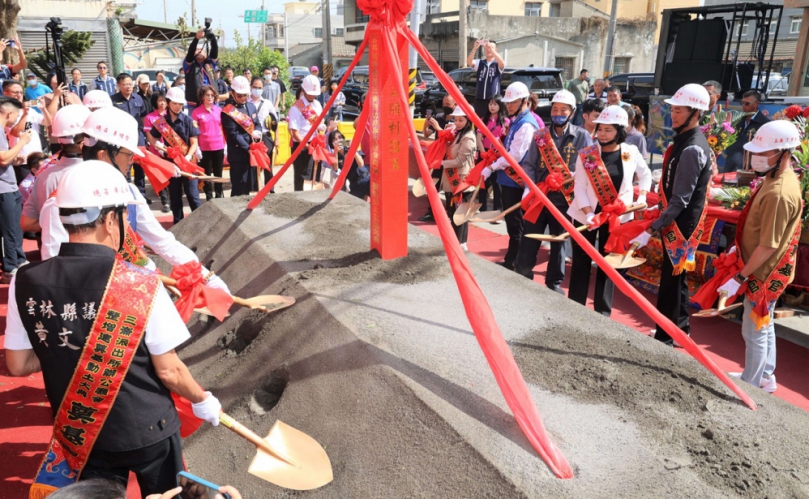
[734,273,749,284]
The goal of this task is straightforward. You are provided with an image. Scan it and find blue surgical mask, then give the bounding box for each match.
[27,78,37,87]
[551,115,569,127]
[251,88,262,98]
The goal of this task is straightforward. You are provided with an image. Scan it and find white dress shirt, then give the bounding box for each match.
[288,97,323,143]
[490,122,536,171]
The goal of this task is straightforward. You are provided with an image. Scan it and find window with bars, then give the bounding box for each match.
[549,3,561,17]
[791,16,802,34]
[356,10,370,23]
[525,2,541,17]
[613,56,631,74]
[314,27,323,38]
[735,21,748,37]
[555,56,575,81]
[335,28,344,36]
[336,0,344,15]
[267,26,275,38]
[426,0,441,14]
[469,0,488,11]
[280,25,285,37]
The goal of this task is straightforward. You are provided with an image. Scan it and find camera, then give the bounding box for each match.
[45,17,66,87]
[204,17,214,39]
[46,17,64,36]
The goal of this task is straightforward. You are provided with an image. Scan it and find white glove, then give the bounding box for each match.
[629,230,652,248]
[728,245,737,255]
[481,167,493,180]
[200,265,231,295]
[173,166,182,178]
[584,212,595,227]
[184,153,193,162]
[522,187,530,200]
[717,277,742,298]
[635,194,646,207]
[192,392,222,426]
[251,130,263,141]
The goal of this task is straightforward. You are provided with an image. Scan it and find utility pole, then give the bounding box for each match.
[603,0,619,76]
[163,0,168,23]
[262,0,266,47]
[284,11,289,58]
[191,0,197,26]
[409,0,421,68]
[459,0,467,68]
[322,0,333,73]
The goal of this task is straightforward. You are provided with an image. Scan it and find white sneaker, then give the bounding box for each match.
[727,372,742,379]
[760,375,777,393]
[460,243,469,251]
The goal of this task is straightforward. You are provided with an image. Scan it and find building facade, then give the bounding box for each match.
[264,1,346,56]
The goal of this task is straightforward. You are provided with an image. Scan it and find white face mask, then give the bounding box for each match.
[750,153,777,173]
[27,79,37,86]
[251,88,262,98]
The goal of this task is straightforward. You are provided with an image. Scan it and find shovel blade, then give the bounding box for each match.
[469,210,504,223]
[412,179,426,197]
[240,295,296,312]
[692,302,743,318]
[603,253,646,269]
[452,202,481,225]
[248,421,333,490]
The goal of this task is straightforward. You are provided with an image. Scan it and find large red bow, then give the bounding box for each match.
[167,146,205,176]
[249,141,272,172]
[422,129,456,170]
[169,261,234,323]
[520,173,569,224]
[454,147,500,195]
[134,147,174,192]
[691,250,744,310]
[357,0,412,25]
[590,199,627,231]
[602,207,661,254]
[307,135,337,166]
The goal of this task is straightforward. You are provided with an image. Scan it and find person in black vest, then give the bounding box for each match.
[221,76,262,196]
[466,39,505,119]
[629,84,713,345]
[515,90,592,290]
[723,90,771,173]
[5,161,222,496]
[183,29,219,110]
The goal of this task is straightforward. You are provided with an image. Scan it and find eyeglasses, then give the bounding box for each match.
[204,93,215,98]
[97,66,107,70]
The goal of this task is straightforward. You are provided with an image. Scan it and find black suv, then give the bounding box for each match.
[417,67,565,126]
[606,72,654,120]
[335,66,427,120]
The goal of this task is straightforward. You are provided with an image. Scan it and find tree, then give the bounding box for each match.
[0,0,22,65]
[218,31,292,107]
[27,30,95,81]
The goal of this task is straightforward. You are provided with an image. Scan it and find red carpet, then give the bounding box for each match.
[2,203,808,497]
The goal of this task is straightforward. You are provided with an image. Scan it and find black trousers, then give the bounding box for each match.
[167,177,201,224]
[82,431,184,497]
[0,191,25,272]
[444,191,472,244]
[568,221,614,317]
[516,207,568,293]
[229,157,252,197]
[199,149,225,199]
[654,243,691,344]
[292,142,314,192]
[250,134,275,192]
[499,184,524,268]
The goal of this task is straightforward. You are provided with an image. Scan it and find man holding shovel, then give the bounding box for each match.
[515,89,591,291]
[5,161,222,497]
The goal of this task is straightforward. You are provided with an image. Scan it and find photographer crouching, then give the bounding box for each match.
[183,19,219,111]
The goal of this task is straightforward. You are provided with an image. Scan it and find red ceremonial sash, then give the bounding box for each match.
[535,128,574,204]
[293,99,318,125]
[30,259,159,499]
[154,117,189,155]
[223,104,255,135]
[118,226,149,267]
[735,184,803,329]
[503,165,525,187]
[423,129,455,170]
[659,145,709,275]
[579,145,626,230]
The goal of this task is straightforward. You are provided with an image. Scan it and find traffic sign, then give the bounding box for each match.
[244,10,268,23]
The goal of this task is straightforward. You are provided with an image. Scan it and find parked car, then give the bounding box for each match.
[131,69,178,87]
[289,66,312,94]
[417,67,565,126]
[605,72,654,121]
[751,73,788,97]
[334,65,427,120]
[421,71,438,87]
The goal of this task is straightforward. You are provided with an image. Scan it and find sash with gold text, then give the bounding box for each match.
[536,128,574,204]
[223,104,255,135]
[153,117,189,155]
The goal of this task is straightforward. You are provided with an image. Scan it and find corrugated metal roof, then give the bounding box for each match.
[731,39,799,61]
[20,28,110,80]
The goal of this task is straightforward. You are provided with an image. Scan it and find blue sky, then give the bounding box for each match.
[136,0,289,48]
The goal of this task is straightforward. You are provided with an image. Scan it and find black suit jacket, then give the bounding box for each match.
[722,111,771,173]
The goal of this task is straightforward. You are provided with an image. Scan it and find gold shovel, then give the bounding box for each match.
[219,412,333,490]
[527,203,648,242]
[452,180,483,225]
[469,201,522,223]
[604,241,646,269]
[692,290,744,317]
[158,275,296,314]
[412,178,427,197]
[179,172,230,183]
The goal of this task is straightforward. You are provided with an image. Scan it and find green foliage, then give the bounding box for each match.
[218,31,291,107]
[28,31,95,82]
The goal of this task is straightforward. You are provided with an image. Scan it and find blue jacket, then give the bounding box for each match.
[496,109,539,188]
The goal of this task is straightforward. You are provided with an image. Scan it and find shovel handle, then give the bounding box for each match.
[219,412,298,467]
[232,296,269,312]
[620,242,641,266]
[716,290,729,310]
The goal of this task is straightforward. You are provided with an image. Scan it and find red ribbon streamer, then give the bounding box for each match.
[422,129,455,170]
[691,251,744,311]
[329,104,370,199]
[452,147,500,195]
[249,141,272,172]
[602,208,661,254]
[403,27,756,412]
[169,261,234,323]
[134,147,174,192]
[381,28,574,478]
[167,146,205,176]
[307,134,337,166]
[247,35,370,210]
[171,392,205,438]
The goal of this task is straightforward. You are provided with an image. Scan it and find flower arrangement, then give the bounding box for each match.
[714,186,751,211]
[583,153,598,171]
[776,104,809,230]
[700,110,749,156]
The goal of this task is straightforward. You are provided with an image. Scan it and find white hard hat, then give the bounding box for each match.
[551,90,577,110]
[55,160,143,225]
[664,83,710,111]
[502,82,530,103]
[82,107,144,157]
[82,90,112,110]
[744,120,802,153]
[165,87,187,105]
[593,105,629,127]
[51,105,92,142]
[231,75,250,95]
[302,75,322,96]
[449,106,466,117]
